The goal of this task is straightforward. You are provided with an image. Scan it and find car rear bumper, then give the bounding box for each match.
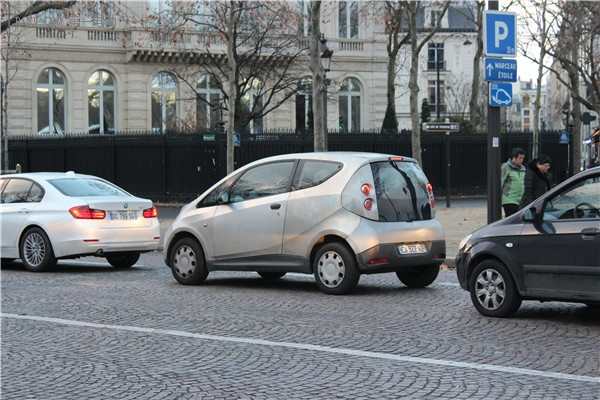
[356,240,446,273]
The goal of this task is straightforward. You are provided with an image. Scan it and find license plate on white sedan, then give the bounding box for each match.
[108,211,138,220]
[398,243,427,255]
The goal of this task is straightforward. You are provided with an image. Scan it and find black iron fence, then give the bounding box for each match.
[5,130,573,203]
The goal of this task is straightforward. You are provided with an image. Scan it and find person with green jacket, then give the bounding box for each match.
[500,147,526,217]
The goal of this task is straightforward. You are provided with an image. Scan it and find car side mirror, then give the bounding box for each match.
[522,207,536,222]
[217,191,229,204]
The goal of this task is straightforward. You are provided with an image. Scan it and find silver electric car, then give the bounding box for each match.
[164,152,446,294]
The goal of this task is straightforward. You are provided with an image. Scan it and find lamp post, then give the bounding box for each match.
[434,35,471,208]
[320,34,333,137]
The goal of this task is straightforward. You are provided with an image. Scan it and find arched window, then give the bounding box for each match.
[151,72,177,134]
[295,76,313,132]
[196,74,222,130]
[241,77,263,134]
[88,70,116,134]
[338,77,361,132]
[37,68,66,135]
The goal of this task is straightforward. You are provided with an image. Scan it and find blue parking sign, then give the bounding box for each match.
[484,11,517,58]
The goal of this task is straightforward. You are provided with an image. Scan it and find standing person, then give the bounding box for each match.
[500,147,526,217]
[519,155,552,209]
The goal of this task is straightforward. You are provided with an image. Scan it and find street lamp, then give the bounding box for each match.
[320,34,333,134]
[433,35,471,208]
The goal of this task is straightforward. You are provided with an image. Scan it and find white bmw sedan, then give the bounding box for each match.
[0,172,160,271]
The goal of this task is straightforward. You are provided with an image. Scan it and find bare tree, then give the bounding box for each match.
[309,1,326,152]
[405,1,450,166]
[162,1,308,173]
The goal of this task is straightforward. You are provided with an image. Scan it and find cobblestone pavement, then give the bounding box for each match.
[2,251,599,400]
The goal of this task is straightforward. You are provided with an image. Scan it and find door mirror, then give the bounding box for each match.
[523,207,536,222]
[217,191,229,204]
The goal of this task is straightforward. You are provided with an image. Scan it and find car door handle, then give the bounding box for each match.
[581,228,599,240]
[270,203,281,210]
[18,208,31,214]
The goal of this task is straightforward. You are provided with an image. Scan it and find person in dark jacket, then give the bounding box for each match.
[519,155,552,209]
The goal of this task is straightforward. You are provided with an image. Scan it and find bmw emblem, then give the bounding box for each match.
[123,203,129,209]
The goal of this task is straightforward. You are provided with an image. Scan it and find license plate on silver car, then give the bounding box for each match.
[109,211,138,220]
[398,243,427,254]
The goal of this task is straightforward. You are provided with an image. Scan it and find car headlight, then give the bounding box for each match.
[458,233,473,253]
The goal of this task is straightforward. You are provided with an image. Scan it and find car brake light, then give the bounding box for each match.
[364,198,373,211]
[427,183,436,208]
[69,206,106,219]
[368,258,389,265]
[361,183,372,196]
[143,206,158,218]
[389,157,403,162]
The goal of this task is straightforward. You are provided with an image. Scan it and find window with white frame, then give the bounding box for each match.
[296,1,311,37]
[295,76,313,132]
[196,74,222,130]
[83,0,114,27]
[151,72,177,134]
[339,78,362,132]
[88,70,116,134]
[339,1,359,39]
[37,68,66,135]
[428,80,445,115]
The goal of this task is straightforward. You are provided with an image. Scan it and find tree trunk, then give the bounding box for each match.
[310,1,326,152]
[226,1,238,174]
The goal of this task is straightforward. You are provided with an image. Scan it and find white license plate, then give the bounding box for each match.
[108,211,138,220]
[398,243,427,255]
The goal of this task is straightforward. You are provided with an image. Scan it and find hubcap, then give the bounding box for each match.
[317,250,345,288]
[173,246,196,279]
[475,268,506,310]
[24,233,45,267]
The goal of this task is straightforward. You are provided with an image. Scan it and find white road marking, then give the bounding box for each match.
[2,313,597,384]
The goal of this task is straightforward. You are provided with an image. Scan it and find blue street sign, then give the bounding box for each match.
[489,83,513,107]
[484,11,517,58]
[484,57,517,82]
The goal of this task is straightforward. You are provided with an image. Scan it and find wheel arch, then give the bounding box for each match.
[165,231,206,265]
[19,224,52,257]
[466,252,523,294]
[309,234,355,273]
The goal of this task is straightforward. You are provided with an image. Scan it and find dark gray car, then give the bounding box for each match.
[456,167,600,317]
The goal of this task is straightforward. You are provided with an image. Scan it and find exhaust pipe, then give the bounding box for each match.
[95,249,104,256]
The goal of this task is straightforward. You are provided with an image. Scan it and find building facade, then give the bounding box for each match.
[1,1,478,136]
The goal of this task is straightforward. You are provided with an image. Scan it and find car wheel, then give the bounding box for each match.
[170,237,208,285]
[469,260,522,318]
[106,252,140,268]
[396,265,440,288]
[20,227,57,272]
[313,242,360,295]
[257,272,286,279]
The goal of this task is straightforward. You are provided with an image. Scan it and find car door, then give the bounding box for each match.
[0,178,45,256]
[212,161,295,260]
[518,174,600,301]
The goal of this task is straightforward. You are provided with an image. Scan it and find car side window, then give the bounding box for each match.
[542,176,600,220]
[292,160,342,190]
[229,161,295,203]
[1,178,44,204]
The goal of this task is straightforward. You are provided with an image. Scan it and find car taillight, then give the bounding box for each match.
[427,183,436,208]
[361,183,372,196]
[364,198,373,211]
[143,206,158,218]
[69,205,106,219]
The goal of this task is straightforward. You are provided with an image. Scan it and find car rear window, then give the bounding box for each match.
[48,178,129,197]
[371,160,433,222]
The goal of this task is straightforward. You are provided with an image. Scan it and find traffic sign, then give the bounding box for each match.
[484,57,517,82]
[422,122,460,132]
[489,83,513,107]
[484,11,517,58]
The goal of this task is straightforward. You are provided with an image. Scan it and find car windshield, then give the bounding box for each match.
[48,178,129,197]
[371,161,433,222]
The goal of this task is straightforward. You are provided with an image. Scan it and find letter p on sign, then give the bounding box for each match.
[484,11,517,58]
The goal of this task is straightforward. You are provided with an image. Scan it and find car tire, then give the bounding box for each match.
[469,260,522,318]
[396,265,440,288]
[106,252,140,268]
[313,242,360,295]
[20,227,57,272]
[257,272,286,279]
[170,237,208,285]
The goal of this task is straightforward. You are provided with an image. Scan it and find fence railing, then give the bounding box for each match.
[5,130,573,203]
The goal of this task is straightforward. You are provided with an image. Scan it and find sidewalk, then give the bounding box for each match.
[157,197,490,269]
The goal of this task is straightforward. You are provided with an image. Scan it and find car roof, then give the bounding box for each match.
[244,151,417,165]
[0,171,98,180]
